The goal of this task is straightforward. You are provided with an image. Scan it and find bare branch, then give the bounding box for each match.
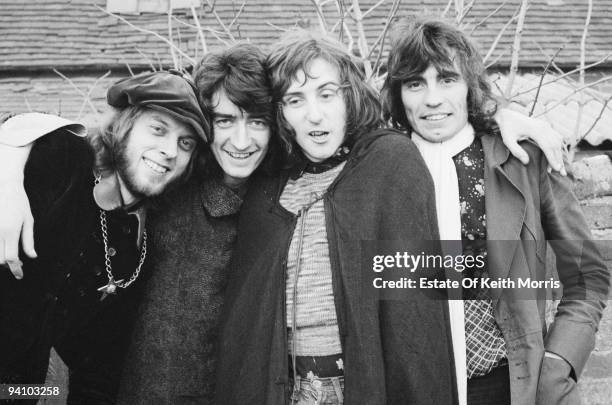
[204,0,236,42]
[167,5,178,69]
[351,0,372,78]
[504,0,529,98]
[24,96,32,113]
[124,62,134,76]
[580,94,612,141]
[363,0,386,18]
[190,6,208,55]
[573,0,593,144]
[442,0,453,18]
[309,0,329,33]
[227,2,246,32]
[95,5,195,66]
[457,0,475,24]
[534,75,612,116]
[485,49,507,69]
[529,46,564,116]
[469,1,507,35]
[134,48,157,71]
[53,69,100,118]
[77,70,111,120]
[370,0,401,76]
[266,22,289,32]
[514,50,612,98]
[483,11,519,64]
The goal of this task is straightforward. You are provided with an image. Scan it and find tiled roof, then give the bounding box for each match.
[0,0,611,72]
[496,73,612,146]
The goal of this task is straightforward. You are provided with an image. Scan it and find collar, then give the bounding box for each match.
[200,177,244,217]
[412,124,475,158]
[289,146,351,180]
[93,171,126,211]
[480,130,512,168]
[93,171,147,247]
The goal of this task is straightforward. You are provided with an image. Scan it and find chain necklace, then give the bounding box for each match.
[94,174,148,301]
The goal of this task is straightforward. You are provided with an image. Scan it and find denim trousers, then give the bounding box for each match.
[290,375,344,405]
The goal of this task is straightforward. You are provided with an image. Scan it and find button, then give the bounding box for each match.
[65,273,71,279]
[94,266,103,276]
[108,247,117,257]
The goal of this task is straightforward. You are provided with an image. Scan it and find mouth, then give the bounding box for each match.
[308,130,331,144]
[421,113,451,121]
[224,150,258,160]
[309,130,329,137]
[143,158,169,174]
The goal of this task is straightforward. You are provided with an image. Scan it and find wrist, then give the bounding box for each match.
[0,143,32,182]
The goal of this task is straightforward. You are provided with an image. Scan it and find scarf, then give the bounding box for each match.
[412,124,475,405]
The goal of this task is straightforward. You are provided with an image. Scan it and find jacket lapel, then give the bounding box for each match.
[482,134,526,300]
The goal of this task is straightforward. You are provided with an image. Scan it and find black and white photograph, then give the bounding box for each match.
[0,1,611,404]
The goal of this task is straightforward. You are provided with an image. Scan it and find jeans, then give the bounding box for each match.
[290,375,344,405]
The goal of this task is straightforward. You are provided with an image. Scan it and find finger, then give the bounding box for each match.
[506,140,530,165]
[3,236,23,279]
[7,259,23,280]
[21,213,37,259]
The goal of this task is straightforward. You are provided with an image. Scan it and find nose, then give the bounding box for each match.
[159,134,179,159]
[229,122,251,151]
[424,84,443,108]
[305,99,323,124]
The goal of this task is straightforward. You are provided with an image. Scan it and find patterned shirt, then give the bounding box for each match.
[453,136,507,378]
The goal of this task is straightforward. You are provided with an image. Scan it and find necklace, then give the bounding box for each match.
[94,174,148,301]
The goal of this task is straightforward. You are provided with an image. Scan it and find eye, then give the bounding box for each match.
[403,81,423,91]
[283,96,305,108]
[214,118,233,129]
[178,137,197,152]
[248,119,269,129]
[320,89,338,100]
[441,76,458,85]
[150,124,165,135]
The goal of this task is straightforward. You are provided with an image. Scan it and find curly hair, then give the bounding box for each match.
[382,15,497,134]
[193,43,280,178]
[265,30,383,165]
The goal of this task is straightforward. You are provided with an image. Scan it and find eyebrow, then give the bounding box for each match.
[284,81,341,97]
[149,114,170,126]
[212,112,237,119]
[437,67,462,78]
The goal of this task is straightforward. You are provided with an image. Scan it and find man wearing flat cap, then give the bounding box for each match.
[0,70,208,404]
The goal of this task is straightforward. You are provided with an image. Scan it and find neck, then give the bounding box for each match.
[116,172,141,208]
[223,174,248,192]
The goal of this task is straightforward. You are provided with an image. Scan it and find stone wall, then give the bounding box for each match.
[573,154,612,405]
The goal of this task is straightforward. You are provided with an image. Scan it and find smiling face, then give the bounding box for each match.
[401,63,469,143]
[281,58,347,163]
[116,109,198,204]
[210,89,270,188]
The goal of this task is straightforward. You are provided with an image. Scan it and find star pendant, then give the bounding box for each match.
[98,278,124,301]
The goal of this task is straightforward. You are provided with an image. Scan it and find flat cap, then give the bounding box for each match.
[107,71,210,142]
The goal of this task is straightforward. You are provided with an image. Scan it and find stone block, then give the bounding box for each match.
[581,197,612,229]
[578,378,612,405]
[572,155,612,199]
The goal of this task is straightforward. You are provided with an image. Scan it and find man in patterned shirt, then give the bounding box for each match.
[382,16,609,405]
